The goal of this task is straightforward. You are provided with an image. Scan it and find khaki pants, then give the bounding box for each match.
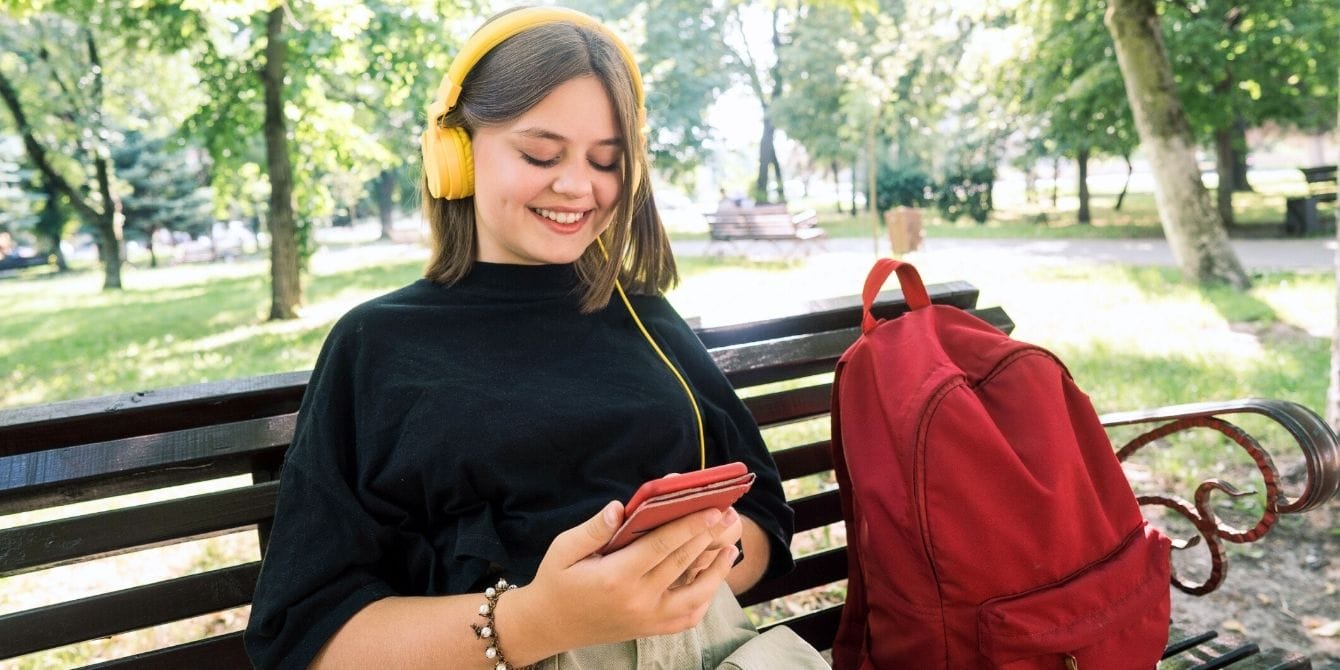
[533,584,829,669]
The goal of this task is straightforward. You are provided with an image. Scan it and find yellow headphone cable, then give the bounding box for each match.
[596,238,707,470]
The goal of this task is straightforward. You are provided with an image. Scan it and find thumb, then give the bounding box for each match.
[548,500,623,567]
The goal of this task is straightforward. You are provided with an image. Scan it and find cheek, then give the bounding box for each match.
[596,173,622,210]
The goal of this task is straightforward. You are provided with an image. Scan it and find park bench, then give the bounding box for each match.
[1283,165,1337,236]
[2,280,1338,668]
[703,203,825,257]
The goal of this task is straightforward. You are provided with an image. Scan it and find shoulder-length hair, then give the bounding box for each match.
[422,18,676,313]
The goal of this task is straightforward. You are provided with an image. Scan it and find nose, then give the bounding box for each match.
[551,161,594,199]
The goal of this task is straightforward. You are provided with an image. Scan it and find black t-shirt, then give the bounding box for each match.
[244,262,795,669]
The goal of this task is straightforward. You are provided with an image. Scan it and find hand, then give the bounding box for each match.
[502,501,740,660]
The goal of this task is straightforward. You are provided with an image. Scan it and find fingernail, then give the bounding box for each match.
[721,508,738,525]
[603,501,619,528]
[705,509,723,526]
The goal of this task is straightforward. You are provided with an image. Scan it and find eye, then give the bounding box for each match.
[589,159,620,173]
[521,153,560,168]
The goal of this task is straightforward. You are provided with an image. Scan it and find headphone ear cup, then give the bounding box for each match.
[421,125,475,200]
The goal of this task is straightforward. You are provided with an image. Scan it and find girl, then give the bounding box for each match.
[245,7,825,669]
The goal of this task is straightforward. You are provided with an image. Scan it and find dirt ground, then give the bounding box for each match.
[1167,500,1340,669]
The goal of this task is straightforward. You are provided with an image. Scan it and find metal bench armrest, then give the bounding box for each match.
[1100,398,1340,595]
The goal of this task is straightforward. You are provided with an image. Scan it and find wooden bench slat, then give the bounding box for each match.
[771,441,833,480]
[714,305,1014,389]
[0,482,277,577]
[744,384,833,427]
[0,562,260,659]
[81,631,250,670]
[791,490,842,532]
[0,371,308,456]
[697,284,981,348]
[0,415,294,513]
[739,546,846,607]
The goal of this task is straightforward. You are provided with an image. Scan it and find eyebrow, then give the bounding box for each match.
[513,127,623,147]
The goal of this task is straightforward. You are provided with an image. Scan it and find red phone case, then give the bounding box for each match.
[598,462,755,555]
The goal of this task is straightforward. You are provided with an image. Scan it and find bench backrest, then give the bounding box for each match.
[706,206,819,240]
[1300,165,1337,198]
[0,280,1006,668]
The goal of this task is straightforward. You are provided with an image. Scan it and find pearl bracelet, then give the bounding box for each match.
[470,578,518,670]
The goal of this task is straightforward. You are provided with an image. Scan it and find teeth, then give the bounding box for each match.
[535,208,583,225]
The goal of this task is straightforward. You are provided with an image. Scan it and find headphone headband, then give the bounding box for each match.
[426,7,645,129]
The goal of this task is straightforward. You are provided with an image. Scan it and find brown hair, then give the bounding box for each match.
[422,17,676,313]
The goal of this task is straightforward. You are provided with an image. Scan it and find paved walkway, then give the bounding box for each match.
[672,236,1338,273]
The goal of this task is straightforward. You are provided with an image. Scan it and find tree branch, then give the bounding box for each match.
[0,68,102,225]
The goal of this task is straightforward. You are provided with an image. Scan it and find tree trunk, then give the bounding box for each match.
[1213,125,1235,227]
[1231,118,1252,192]
[376,170,395,240]
[262,7,301,320]
[1077,146,1091,225]
[849,163,857,216]
[37,181,70,272]
[1105,0,1249,289]
[1051,156,1060,209]
[752,7,784,204]
[1327,42,1339,431]
[1114,153,1134,211]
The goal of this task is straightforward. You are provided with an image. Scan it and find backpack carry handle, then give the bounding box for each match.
[862,258,931,334]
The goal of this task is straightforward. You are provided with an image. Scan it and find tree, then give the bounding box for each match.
[185,1,451,319]
[1105,0,1249,289]
[1018,0,1137,224]
[0,13,125,289]
[112,131,213,267]
[1160,0,1339,225]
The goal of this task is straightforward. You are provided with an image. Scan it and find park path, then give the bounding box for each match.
[671,236,1338,273]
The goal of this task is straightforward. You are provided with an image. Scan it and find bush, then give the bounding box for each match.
[935,165,994,224]
[876,162,932,215]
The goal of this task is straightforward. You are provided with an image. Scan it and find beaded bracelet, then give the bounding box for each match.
[470,578,518,670]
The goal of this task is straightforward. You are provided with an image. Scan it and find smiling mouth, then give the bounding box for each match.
[532,208,587,225]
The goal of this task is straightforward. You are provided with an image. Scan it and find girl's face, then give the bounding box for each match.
[470,75,624,266]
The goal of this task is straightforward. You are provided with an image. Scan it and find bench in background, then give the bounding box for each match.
[2,281,1338,668]
[1284,165,1337,236]
[703,204,825,257]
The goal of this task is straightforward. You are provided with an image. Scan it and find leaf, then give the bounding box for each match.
[1307,620,1340,638]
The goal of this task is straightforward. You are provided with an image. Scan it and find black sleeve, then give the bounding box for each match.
[640,297,796,581]
[244,315,396,669]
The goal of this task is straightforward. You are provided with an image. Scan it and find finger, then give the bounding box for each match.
[664,543,738,609]
[704,508,742,550]
[642,525,718,590]
[616,506,722,570]
[671,549,720,590]
[545,500,622,569]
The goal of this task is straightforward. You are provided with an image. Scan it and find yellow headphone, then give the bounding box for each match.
[421,6,647,201]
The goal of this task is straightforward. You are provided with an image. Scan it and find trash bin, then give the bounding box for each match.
[885,206,925,255]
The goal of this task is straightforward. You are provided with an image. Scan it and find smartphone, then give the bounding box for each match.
[598,461,755,555]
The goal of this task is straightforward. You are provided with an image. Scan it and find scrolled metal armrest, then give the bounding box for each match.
[1100,398,1339,595]
[1100,398,1339,514]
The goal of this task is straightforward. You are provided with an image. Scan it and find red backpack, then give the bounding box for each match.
[830,259,1172,669]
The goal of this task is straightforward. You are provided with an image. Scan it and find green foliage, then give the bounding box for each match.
[874,161,930,213]
[935,165,994,224]
[1160,0,1340,138]
[112,131,214,243]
